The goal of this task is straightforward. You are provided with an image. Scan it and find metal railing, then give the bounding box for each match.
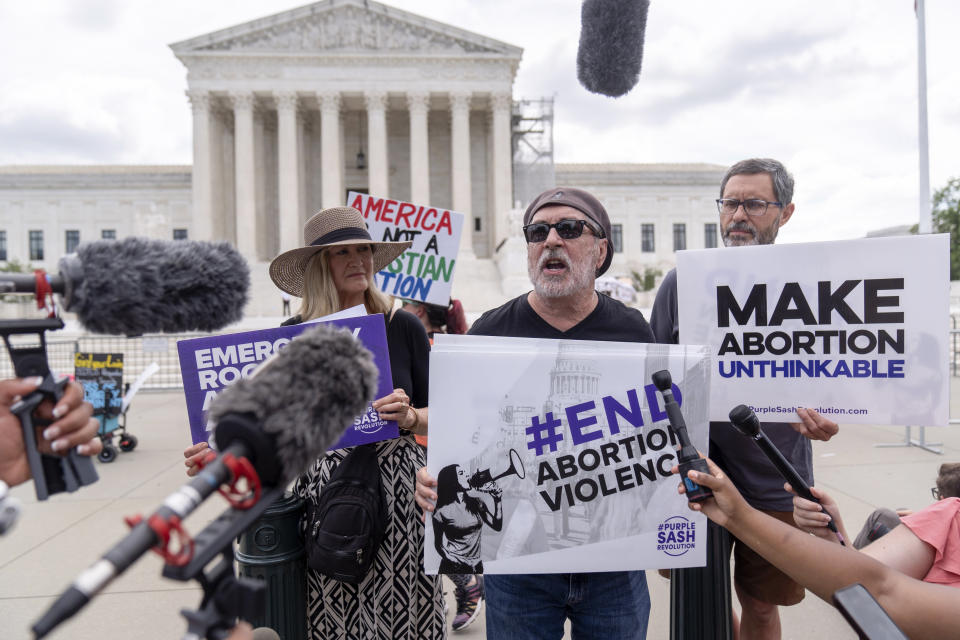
[0,332,213,391]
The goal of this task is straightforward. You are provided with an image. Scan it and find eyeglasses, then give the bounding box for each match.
[522,219,602,243]
[716,198,783,217]
[932,487,943,500]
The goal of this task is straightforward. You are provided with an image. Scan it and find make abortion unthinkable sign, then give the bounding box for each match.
[347,191,464,306]
[426,335,712,574]
[677,234,950,426]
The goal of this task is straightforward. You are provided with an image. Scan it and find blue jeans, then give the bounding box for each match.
[485,571,650,640]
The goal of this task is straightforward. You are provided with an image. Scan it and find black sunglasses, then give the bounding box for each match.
[522,219,603,243]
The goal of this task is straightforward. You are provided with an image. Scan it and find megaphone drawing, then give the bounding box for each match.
[469,448,526,489]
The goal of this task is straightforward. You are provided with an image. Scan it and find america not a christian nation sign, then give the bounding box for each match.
[425,335,712,574]
[677,234,950,426]
[177,314,398,448]
[347,191,465,306]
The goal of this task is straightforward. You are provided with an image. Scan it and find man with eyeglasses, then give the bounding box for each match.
[416,186,655,639]
[651,158,839,640]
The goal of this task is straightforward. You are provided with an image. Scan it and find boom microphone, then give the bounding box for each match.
[651,369,712,502]
[31,323,378,638]
[577,0,650,98]
[0,237,250,335]
[728,405,845,545]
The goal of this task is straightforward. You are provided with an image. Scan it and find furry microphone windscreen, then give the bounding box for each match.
[69,237,249,335]
[207,323,379,485]
[576,0,650,98]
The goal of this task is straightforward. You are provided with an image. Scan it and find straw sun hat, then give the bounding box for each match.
[269,206,411,297]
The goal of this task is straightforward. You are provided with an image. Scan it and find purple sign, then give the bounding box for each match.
[177,314,398,449]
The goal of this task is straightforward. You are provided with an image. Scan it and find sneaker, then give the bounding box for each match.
[451,577,483,631]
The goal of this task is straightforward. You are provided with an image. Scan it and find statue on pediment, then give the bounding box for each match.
[197,6,498,55]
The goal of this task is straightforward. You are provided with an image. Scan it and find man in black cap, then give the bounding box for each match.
[416,187,654,639]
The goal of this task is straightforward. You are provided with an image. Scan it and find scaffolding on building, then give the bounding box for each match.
[512,97,555,209]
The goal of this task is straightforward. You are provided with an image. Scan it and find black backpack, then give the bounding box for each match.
[304,443,388,584]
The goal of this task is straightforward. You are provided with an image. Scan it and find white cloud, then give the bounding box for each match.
[0,0,956,242]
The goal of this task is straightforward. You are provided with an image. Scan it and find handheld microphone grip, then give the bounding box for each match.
[728,405,843,542]
[651,370,712,502]
[9,367,99,501]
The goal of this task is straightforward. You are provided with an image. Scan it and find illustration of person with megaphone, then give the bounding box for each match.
[433,449,525,573]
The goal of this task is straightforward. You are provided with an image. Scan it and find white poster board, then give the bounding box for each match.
[347,191,464,306]
[426,335,712,574]
[677,235,950,426]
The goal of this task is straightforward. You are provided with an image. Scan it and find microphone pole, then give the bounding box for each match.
[728,405,846,545]
[651,370,732,640]
[32,414,267,639]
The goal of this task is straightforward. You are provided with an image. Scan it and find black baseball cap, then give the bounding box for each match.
[523,187,613,276]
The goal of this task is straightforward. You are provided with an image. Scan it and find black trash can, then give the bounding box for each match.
[236,491,307,640]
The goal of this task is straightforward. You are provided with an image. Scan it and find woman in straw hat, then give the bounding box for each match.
[185,206,444,639]
[276,206,443,639]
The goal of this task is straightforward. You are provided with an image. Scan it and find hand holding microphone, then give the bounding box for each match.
[728,405,846,546]
[651,370,712,502]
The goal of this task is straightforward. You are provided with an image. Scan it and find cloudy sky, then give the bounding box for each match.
[1,0,957,243]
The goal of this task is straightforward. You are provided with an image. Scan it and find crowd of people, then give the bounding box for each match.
[182,158,960,638]
[4,157,956,640]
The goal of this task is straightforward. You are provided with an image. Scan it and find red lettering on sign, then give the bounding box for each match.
[395,202,416,228]
[380,199,397,223]
[360,195,383,220]
[436,211,453,234]
[421,208,438,231]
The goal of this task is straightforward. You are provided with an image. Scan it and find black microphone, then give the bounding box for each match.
[651,369,712,502]
[577,0,650,98]
[728,405,846,545]
[0,237,249,335]
[31,323,378,639]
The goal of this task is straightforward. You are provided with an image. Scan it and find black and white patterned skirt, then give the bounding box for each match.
[295,436,446,640]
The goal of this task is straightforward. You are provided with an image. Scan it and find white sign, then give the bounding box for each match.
[347,191,464,306]
[677,235,950,426]
[426,335,711,574]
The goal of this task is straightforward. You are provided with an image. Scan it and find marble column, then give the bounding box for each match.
[407,91,431,204]
[187,90,213,241]
[490,92,514,248]
[319,91,343,208]
[449,91,475,258]
[275,91,301,251]
[231,91,257,257]
[364,91,389,198]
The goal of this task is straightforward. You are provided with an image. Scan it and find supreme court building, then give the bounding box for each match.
[0,0,723,316]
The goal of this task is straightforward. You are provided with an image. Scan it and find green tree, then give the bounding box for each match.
[630,267,663,292]
[932,177,960,280]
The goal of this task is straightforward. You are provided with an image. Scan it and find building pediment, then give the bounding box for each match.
[170,0,522,58]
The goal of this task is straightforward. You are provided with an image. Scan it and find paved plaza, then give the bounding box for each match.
[2,384,959,639]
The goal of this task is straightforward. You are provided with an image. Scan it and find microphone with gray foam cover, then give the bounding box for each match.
[31,323,378,639]
[0,237,250,335]
[577,0,650,98]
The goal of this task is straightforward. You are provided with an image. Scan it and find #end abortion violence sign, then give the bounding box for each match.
[177,314,398,449]
[347,191,464,306]
[426,335,712,574]
[677,234,950,426]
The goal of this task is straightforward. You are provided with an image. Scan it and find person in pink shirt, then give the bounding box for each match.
[793,463,960,587]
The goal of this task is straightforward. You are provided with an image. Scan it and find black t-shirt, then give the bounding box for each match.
[282,309,430,408]
[470,291,655,343]
[649,267,813,512]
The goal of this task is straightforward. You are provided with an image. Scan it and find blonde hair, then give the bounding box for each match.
[298,249,393,320]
